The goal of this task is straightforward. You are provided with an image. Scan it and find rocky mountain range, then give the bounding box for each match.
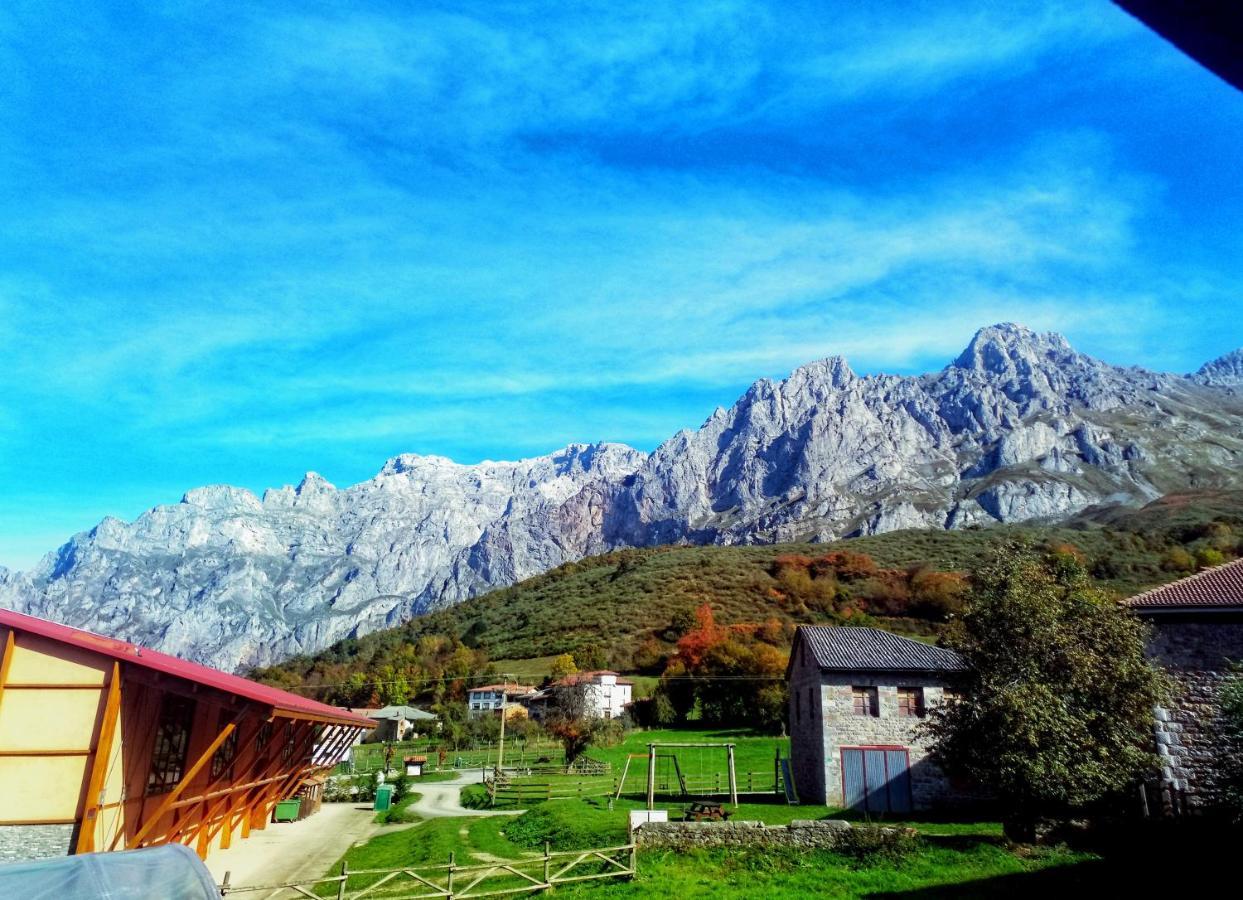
[4,323,1242,670]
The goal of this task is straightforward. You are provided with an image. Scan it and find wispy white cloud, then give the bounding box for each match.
[0,0,1240,567]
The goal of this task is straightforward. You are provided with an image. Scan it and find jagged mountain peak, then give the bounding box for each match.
[5,324,1243,671]
[950,322,1080,374]
[1195,347,1243,385]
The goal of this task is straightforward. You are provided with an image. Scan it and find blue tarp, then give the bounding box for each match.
[0,844,219,900]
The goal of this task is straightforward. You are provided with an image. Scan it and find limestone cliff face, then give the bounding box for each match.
[4,324,1242,670]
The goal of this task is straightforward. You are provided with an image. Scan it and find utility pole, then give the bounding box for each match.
[496,675,510,778]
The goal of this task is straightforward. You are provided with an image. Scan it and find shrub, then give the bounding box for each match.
[1195,547,1226,570]
[460,784,491,809]
[1162,548,1196,573]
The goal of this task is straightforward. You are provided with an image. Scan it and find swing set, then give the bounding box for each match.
[613,742,739,809]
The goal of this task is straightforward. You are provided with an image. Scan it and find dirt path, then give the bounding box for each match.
[204,802,411,896]
[408,770,524,819]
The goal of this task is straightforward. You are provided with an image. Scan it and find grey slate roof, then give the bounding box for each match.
[795,626,965,673]
[368,705,438,721]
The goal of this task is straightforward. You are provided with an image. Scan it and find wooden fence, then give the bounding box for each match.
[488,770,780,806]
[218,843,636,899]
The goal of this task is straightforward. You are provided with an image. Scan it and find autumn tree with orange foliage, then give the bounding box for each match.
[656,604,790,732]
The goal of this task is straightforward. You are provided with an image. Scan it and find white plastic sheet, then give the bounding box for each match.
[0,843,219,900]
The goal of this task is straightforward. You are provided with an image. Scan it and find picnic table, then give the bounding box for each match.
[684,800,732,822]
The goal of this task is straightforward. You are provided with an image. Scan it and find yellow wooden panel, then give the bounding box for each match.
[5,634,109,686]
[0,755,87,821]
[0,688,101,751]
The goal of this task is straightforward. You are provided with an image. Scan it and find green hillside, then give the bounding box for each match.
[253,491,1243,701]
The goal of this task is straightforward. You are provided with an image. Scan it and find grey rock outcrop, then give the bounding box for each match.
[1194,348,1243,386]
[3,324,1242,670]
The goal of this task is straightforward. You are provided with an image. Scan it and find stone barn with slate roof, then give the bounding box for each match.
[1123,558,1243,815]
[787,626,967,812]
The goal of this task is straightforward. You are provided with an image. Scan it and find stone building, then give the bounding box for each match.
[1123,559,1243,815]
[787,626,965,812]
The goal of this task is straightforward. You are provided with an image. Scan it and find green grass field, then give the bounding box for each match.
[321,796,1100,898]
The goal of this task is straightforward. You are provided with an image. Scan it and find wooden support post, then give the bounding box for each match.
[337,859,348,900]
[727,744,738,806]
[75,662,122,854]
[646,743,656,810]
[127,710,245,849]
[447,851,456,895]
[0,630,15,715]
[543,841,551,886]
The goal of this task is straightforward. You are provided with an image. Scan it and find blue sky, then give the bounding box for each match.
[1,1,1241,569]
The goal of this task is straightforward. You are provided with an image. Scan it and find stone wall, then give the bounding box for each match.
[0,824,74,862]
[1146,619,1243,814]
[788,641,826,804]
[633,818,857,850]
[819,674,953,810]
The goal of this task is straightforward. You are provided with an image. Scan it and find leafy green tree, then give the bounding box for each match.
[924,543,1168,841]
[549,653,578,682]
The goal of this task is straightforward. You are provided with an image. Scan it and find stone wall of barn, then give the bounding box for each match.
[0,823,74,861]
[1145,618,1243,815]
[818,673,956,811]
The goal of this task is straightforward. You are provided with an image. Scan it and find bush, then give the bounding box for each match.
[324,773,378,803]
[460,784,491,809]
[1195,547,1226,569]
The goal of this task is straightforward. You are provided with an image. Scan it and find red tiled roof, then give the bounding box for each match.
[1122,558,1243,610]
[0,608,373,727]
[470,683,537,694]
[555,671,634,687]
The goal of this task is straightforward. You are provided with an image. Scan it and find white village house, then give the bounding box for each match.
[787,625,967,813]
[523,671,634,721]
[467,683,537,718]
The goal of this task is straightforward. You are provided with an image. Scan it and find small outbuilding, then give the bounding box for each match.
[787,626,966,813]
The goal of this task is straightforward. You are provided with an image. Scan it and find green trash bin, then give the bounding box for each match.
[274,798,301,822]
[374,784,394,812]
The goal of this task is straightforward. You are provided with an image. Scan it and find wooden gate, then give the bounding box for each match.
[841,747,911,814]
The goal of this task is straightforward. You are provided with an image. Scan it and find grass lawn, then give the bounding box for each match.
[322,797,1103,898]
[588,727,789,793]
[373,790,422,824]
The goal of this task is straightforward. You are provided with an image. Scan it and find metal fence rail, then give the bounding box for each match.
[219,843,636,899]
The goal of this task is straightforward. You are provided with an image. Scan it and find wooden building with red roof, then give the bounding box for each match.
[0,608,372,862]
[1123,559,1243,815]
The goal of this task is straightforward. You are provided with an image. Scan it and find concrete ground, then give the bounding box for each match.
[204,771,518,895]
[204,802,398,895]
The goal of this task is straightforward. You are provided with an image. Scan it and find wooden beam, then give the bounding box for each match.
[257,721,323,821]
[0,749,92,757]
[0,630,15,714]
[2,682,110,690]
[241,720,312,835]
[75,661,123,855]
[126,708,246,849]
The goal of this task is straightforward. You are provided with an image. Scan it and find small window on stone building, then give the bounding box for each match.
[851,686,878,717]
[897,687,924,718]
